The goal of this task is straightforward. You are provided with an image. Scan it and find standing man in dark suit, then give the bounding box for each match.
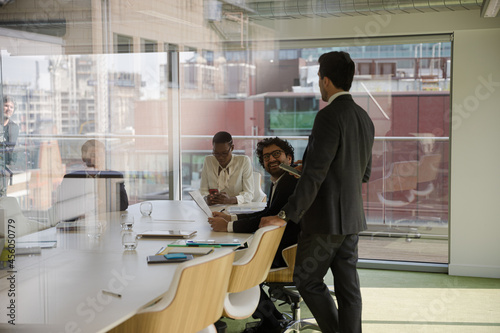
[260,51,375,333]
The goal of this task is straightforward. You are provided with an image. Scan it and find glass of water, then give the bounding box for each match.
[122,231,139,250]
[87,220,103,239]
[120,214,134,230]
[140,202,153,216]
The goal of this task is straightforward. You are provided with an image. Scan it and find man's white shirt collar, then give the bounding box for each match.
[327,91,350,105]
[271,172,285,185]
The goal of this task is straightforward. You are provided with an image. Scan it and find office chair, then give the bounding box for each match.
[264,244,325,332]
[366,160,421,240]
[252,171,267,203]
[107,248,235,333]
[368,154,443,241]
[375,160,419,208]
[0,196,44,237]
[410,154,442,198]
[222,225,285,320]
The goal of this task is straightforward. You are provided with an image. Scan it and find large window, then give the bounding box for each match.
[0,1,451,267]
[179,41,451,265]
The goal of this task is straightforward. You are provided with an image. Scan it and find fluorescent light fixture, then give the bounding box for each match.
[481,0,500,18]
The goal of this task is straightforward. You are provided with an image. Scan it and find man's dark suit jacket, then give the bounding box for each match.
[233,172,300,267]
[63,170,129,211]
[282,94,375,235]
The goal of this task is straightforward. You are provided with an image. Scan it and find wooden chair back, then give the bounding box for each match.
[108,249,235,333]
[385,160,419,192]
[227,225,285,293]
[266,244,297,283]
[417,154,441,183]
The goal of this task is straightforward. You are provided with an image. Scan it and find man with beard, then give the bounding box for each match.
[209,137,300,332]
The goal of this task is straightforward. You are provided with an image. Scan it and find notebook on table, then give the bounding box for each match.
[147,254,194,264]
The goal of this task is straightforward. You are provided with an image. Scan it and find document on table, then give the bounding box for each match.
[156,246,215,255]
[188,190,213,217]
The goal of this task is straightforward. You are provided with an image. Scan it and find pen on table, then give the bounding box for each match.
[155,246,166,255]
[102,290,122,298]
[219,208,226,213]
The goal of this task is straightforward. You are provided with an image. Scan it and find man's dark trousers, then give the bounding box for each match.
[293,233,362,333]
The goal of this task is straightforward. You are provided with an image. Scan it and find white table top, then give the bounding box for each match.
[0,200,257,332]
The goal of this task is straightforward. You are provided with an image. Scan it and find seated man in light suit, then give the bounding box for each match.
[209,137,300,332]
[200,131,254,205]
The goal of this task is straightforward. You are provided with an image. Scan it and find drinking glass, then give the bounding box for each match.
[87,219,103,239]
[122,231,139,250]
[120,214,134,230]
[140,202,153,216]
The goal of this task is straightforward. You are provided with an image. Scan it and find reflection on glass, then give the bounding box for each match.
[179,42,450,264]
[1,40,450,263]
[2,53,172,225]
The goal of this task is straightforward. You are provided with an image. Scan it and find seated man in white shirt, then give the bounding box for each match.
[200,131,254,205]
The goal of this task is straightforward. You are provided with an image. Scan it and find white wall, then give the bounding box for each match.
[449,28,500,278]
[263,10,500,278]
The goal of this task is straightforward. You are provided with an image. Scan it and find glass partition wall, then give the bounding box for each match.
[180,41,451,266]
[0,1,450,268]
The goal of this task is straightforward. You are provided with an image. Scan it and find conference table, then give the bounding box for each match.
[0,200,265,332]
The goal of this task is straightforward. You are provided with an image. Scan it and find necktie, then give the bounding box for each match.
[269,182,276,203]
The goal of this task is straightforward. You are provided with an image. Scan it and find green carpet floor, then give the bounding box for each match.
[223,269,500,333]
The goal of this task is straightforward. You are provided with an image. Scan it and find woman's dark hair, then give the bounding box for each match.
[212,131,233,145]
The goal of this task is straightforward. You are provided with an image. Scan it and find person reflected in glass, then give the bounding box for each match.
[1,96,20,196]
[200,131,254,205]
[55,139,128,223]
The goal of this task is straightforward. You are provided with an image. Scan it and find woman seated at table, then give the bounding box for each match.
[200,131,254,205]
